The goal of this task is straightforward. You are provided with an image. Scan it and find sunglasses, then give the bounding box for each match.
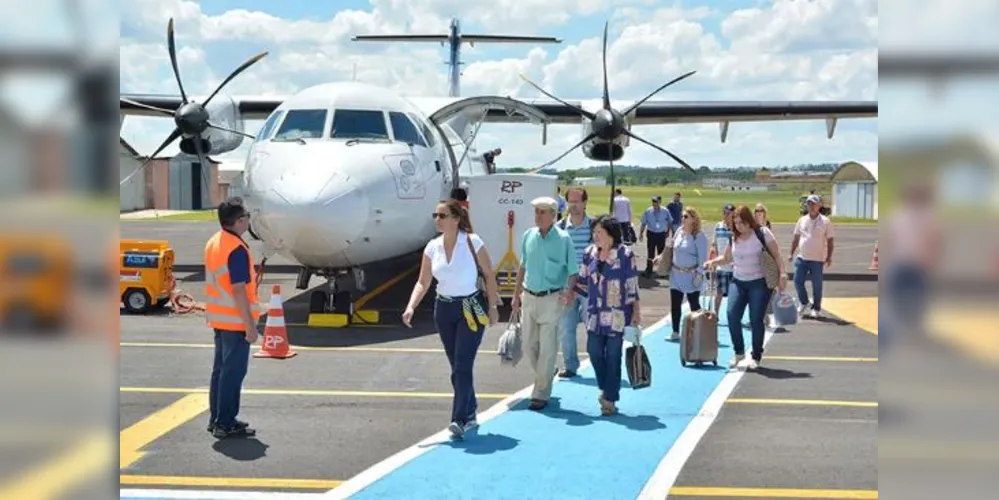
[682,214,690,219]
[755,209,766,214]
[431,212,449,219]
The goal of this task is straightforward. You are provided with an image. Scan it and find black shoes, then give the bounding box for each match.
[208,419,255,438]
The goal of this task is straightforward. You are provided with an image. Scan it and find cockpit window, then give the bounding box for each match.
[330,109,389,140]
[389,112,427,147]
[273,109,327,140]
[256,110,285,142]
[409,113,436,147]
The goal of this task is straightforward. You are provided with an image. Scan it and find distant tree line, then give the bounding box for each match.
[498,163,839,186]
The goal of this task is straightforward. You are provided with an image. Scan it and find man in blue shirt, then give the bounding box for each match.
[638,195,673,277]
[555,187,592,378]
[512,196,579,411]
[666,193,683,234]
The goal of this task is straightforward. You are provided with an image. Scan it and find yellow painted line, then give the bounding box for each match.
[765,356,877,362]
[727,398,877,408]
[670,486,877,498]
[120,342,590,357]
[120,393,209,469]
[821,297,878,335]
[0,432,113,499]
[354,264,420,310]
[927,306,999,366]
[120,387,512,399]
[119,475,343,489]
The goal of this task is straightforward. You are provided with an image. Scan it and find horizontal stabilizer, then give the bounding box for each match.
[351,34,448,42]
[462,35,562,43]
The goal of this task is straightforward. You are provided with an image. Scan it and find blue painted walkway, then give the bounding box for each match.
[349,299,746,500]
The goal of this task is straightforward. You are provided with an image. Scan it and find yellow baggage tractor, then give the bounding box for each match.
[120,240,175,313]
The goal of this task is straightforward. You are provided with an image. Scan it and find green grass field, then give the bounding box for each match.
[120,186,876,225]
[572,185,873,224]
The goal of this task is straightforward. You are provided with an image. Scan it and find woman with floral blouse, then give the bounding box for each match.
[579,215,642,416]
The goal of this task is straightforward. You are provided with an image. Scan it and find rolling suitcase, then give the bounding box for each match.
[680,273,719,367]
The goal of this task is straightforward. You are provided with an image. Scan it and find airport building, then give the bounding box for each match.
[119,137,221,212]
[830,160,878,219]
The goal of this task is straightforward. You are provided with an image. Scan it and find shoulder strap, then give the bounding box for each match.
[754,227,776,260]
[466,233,484,278]
[558,218,567,230]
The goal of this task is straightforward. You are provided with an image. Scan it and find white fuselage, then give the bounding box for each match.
[240,82,488,269]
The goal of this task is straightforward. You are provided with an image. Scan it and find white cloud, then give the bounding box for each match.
[120,0,879,169]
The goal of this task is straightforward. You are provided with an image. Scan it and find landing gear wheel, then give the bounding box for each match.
[123,288,151,314]
[309,291,329,314]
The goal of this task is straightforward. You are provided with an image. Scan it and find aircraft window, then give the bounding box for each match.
[273,109,327,140]
[410,113,437,147]
[330,109,389,140]
[256,110,285,141]
[388,112,427,147]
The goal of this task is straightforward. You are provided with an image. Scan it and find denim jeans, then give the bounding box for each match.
[434,295,484,425]
[209,329,251,429]
[727,278,772,361]
[793,257,825,311]
[558,293,588,372]
[587,333,624,402]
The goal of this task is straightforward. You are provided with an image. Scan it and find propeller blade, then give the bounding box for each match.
[608,157,616,214]
[208,122,256,139]
[121,97,174,117]
[621,70,697,117]
[202,51,269,107]
[601,21,611,110]
[119,127,183,186]
[528,132,597,173]
[518,74,595,120]
[193,133,214,204]
[167,18,189,104]
[623,129,697,174]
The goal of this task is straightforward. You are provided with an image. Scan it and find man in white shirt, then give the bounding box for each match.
[788,195,835,318]
[612,189,634,244]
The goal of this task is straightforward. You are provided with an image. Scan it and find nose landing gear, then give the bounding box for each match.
[297,266,367,317]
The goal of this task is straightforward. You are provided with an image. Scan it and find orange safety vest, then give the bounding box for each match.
[204,229,261,331]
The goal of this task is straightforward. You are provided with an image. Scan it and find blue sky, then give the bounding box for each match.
[118,0,886,170]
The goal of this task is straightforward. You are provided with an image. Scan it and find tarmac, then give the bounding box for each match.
[116,221,880,499]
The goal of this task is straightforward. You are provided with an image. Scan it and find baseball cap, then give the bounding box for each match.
[806,195,821,204]
[652,195,662,202]
[723,204,735,213]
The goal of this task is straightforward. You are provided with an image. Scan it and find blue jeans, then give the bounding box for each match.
[587,333,624,402]
[434,295,484,425]
[793,257,825,311]
[559,294,588,372]
[727,278,772,361]
[210,329,251,429]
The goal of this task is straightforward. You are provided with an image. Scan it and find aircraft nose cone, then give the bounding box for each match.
[265,169,369,264]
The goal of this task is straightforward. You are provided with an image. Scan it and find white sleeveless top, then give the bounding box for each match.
[423,231,485,297]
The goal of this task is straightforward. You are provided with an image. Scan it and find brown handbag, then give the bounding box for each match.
[753,228,780,290]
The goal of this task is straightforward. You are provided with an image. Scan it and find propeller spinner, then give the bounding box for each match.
[120,18,267,187]
[520,21,697,213]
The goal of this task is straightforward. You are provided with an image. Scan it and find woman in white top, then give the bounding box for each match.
[403,199,499,440]
[704,205,786,370]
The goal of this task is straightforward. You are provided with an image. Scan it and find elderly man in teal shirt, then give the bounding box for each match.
[512,196,580,411]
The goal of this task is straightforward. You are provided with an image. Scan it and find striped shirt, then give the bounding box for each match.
[732,227,776,282]
[559,215,593,264]
[713,222,733,273]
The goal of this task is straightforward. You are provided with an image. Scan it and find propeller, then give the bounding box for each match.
[519,21,697,214]
[120,18,268,187]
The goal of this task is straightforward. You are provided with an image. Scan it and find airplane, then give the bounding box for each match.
[351,17,563,98]
[119,18,878,316]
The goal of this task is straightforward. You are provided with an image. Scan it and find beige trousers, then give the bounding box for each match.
[522,292,565,401]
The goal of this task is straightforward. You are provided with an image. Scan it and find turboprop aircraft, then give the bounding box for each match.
[119,18,878,315]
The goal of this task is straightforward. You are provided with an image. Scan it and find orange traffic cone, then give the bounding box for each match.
[869,243,879,271]
[253,285,297,359]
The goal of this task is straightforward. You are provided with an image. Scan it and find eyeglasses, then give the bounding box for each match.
[755,209,766,214]
[431,212,449,219]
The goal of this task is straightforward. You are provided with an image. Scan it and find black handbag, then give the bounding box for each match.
[626,335,652,389]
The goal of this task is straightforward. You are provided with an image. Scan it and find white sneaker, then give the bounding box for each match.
[728,354,745,369]
[669,331,680,341]
[448,422,464,440]
[747,359,759,370]
[805,309,818,319]
[798,303,809,315]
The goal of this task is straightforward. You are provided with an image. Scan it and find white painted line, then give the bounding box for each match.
[635,328,777,500]
[322,315,673,499]
[120,489,327,499]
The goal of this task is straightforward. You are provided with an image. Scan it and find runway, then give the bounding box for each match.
[114,220,880,499]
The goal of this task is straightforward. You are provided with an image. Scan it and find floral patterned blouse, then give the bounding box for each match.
[579,243,640,337]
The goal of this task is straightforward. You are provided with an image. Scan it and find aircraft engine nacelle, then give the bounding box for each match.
[579,116,630,162]
[179,94,246,156]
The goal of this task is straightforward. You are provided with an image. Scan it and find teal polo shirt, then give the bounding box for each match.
[519,225,579,293]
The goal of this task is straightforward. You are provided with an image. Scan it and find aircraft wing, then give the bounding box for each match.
[120,93,285,121]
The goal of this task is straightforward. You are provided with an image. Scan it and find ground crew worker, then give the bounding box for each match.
[205,197,260,439]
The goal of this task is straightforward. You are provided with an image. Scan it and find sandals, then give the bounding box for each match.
[598,395,617,416]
